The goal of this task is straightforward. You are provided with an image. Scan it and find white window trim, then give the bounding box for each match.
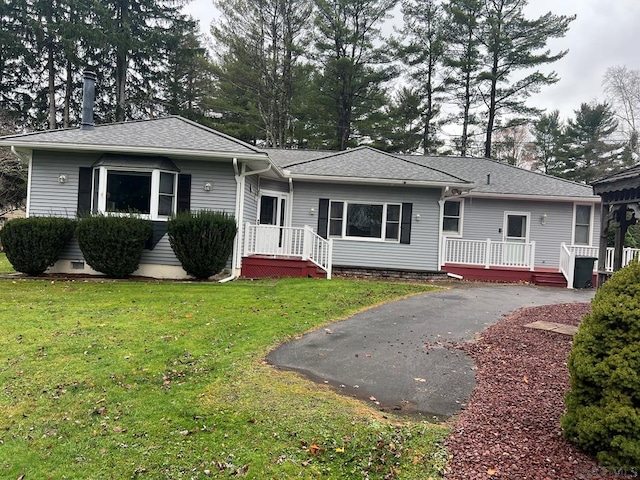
[442,199,464,237]
[91,166,178,221]
[257,189,291,227]
[572,203,594,246]
[503,211,531,243]
[329,200,402,243]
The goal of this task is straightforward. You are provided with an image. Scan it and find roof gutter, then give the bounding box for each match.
[286,173,473,189]
[0,141,270,162]
[220,158,273,283]
[468,191,601,203]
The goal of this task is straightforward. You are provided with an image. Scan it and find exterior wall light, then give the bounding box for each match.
[541,213,547,225]
[415,213,421,221]
[58,174,67,184]
[310,207,316,215]
[204,182,212,191]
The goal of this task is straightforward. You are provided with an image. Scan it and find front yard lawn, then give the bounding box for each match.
[0,277,449,479]
[0,252,15,274]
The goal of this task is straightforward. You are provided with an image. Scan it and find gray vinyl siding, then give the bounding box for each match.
[290,181,442,271]
[244,175,259,225]
[459,197,600,268]
[259,178,289,194]
[30,150,238,267]
[30,150,97,218]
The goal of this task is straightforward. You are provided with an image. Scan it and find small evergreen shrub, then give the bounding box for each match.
[76,215,152,278]
[0,217,75,275]
[562,260,640,469]
[167,211,237,279]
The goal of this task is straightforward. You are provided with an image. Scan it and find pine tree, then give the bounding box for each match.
[479,0,574,158]
[211,0,312,146]
[558,102,624,184]
[312,0,397,150]
[442,0,483,156]
[531,110,563,174]
[395,0,447,154]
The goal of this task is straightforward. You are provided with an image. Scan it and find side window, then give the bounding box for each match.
[329,201,344,236]
[574,204,592,245]
[443,200,462,235]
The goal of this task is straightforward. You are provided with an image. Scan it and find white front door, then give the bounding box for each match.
[503,212,530,264]
[257,192,290,254]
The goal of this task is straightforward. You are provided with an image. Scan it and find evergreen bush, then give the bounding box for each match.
[562,260,640,468]
[76,215,152,278]
[0,217,76,275]
[167,211,237,279]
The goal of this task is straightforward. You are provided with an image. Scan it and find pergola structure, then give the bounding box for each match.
[592,164,640,286]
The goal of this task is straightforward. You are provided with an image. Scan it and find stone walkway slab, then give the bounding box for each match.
[524,321,578,336]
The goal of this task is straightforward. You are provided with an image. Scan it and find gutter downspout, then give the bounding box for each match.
[219,158,272,283]
[11,146,32,217]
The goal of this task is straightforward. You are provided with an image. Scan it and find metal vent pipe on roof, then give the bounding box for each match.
[80,70,97,131]
[487,173,491,185]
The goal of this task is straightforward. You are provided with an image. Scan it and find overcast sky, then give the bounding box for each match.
[183,0,640,121]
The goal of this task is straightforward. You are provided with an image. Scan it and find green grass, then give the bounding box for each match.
[0,277,449,479]
[0,252,16,274]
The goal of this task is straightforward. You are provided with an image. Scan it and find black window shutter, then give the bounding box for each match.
[317,198,329,239]
[400,203,412,244]
[77,167,93,215]
[177,174,191,213]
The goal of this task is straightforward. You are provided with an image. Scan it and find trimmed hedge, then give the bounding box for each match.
[76,215,152,278]
[167,211,237,279]
[562,260,640,468]
[0,217,76,275]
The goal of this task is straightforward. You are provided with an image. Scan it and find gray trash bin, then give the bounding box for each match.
[574,257,597,288]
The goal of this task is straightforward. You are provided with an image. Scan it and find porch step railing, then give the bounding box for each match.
[442,238,536,270]
[559,243,640,288]
[243,223,333,279]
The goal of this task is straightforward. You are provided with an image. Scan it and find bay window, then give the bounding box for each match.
[90,155,180,220]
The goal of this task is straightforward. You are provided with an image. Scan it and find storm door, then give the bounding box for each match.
[503,212,530,265]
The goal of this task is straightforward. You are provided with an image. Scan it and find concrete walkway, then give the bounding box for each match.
[267,284,595,419]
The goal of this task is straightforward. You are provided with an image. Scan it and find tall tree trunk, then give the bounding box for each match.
[47,42,56,129]
[484,49,499,158]
[115,0,128,122]
[63,60,72,128]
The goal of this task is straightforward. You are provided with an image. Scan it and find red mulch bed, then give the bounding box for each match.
[445,303,636,480]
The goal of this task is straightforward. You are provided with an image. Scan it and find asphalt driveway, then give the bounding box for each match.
[266,284,595,418]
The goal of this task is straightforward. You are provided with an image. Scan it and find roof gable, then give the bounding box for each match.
[0,116,264,157]
[269,146,471,186]
[401,155,597,199]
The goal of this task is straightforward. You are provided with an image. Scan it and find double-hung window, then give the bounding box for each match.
[329,201,402,242]
[91,155,180,220]
[574,204,592,245]
[443,200,462,236]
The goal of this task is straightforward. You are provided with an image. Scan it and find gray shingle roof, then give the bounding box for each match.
[266,146,471,185]
[400,155,597,199]
[0,116,264,156]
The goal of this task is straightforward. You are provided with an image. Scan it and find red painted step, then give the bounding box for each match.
[241,256,327,279]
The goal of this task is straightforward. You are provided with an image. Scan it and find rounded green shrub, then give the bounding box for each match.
[167,211,237,280]
[0,216,76,275]
[76,215,152,278]
[562,260,640,468]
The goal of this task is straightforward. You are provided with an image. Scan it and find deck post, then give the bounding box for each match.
[326,239,333,279]
[484,238,491,269]
[302,225,312,261]
[529,241,536,271]
[243,223,251,257]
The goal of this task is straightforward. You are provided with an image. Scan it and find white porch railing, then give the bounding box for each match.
[442,238,536,270]
[243,223,333,279]
[559,243,640,288]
